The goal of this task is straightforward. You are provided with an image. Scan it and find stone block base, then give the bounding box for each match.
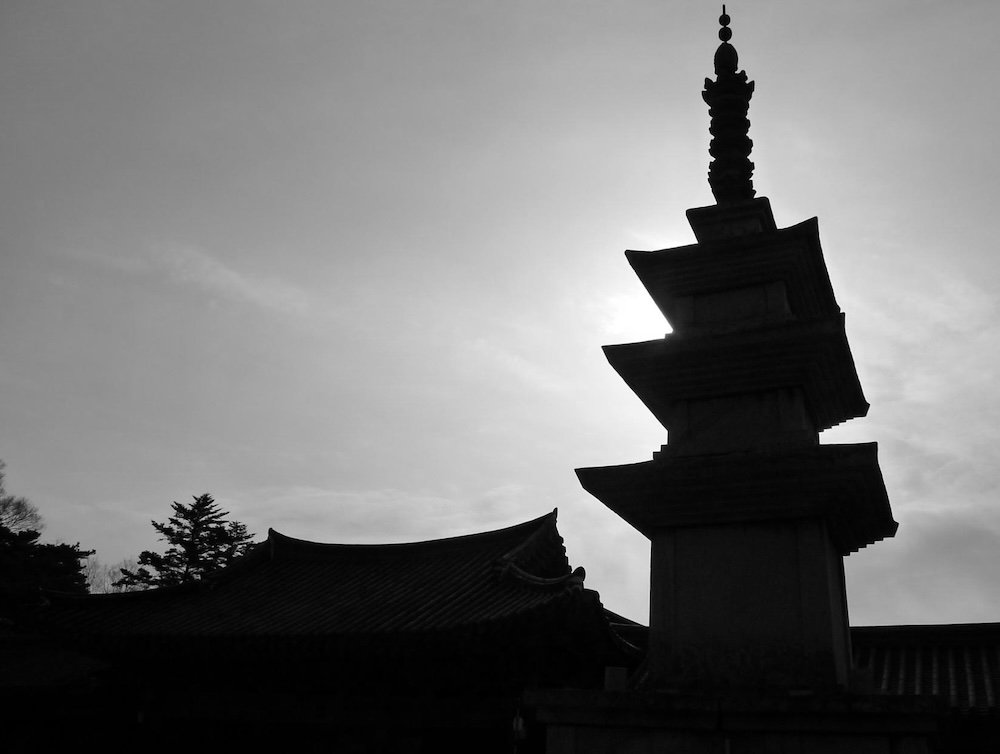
[525,689,939,754]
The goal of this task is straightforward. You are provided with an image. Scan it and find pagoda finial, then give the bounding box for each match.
[702,6,756,204]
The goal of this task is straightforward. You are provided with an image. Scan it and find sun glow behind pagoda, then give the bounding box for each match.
[576,7,898,690]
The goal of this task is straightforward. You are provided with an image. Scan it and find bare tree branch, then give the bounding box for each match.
[84,556,142,594]
[0,460,42,533]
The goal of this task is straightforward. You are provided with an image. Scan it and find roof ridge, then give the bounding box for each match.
[854,622,1000,630]
[264,510,560,560]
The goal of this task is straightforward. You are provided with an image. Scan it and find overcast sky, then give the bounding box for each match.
[2,0,999,627]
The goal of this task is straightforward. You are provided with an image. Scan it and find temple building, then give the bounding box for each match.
[5,9,1000,754]
[8,512,634,751]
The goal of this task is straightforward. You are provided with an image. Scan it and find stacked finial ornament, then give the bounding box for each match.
[702,6,756,204]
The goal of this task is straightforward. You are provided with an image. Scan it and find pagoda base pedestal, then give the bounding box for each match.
[525,688,940,754]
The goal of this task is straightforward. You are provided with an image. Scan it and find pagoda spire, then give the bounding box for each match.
[702,6,756,204]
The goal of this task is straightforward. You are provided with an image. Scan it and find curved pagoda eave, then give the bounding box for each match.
[576,442,897,555]
[625,217,841,332]
[603,314,869,434]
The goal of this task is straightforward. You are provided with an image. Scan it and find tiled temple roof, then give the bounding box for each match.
[603,621,1000,713]
[39,511,600,639]
[853,623,1000,713]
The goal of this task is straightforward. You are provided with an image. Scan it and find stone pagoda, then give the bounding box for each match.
[576,8,898,692]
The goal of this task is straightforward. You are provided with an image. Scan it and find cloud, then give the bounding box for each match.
[149,245,311,316]
[66,244,312,317]
[458,338,568,394]
[825,261,1000,626]
[839,261,1000,469]
[847,508,1000,625]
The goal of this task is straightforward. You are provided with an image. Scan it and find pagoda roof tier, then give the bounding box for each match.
[626,216,839,332]
[604,314,867,433]
[576,442,897,555]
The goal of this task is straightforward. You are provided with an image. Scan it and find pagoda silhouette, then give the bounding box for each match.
[525,10,950,752]
[575,6,897,693]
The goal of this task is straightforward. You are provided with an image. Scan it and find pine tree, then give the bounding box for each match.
[114,494,255,589]
[0,525,93,615]
[0,459,92,617]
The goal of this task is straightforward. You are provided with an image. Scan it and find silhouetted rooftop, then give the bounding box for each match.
[39,511,601,638]
[854,623,1000,713]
